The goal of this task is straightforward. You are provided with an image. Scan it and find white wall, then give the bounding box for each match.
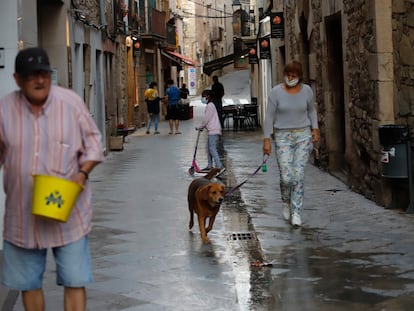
[70,20,105,137]
[0,1,19,97]
[0,1,20,250]
[0,1,106,250]
[0,0,64,250]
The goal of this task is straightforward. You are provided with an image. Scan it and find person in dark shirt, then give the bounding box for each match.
[179,83,190,102]
[211,76,224,127]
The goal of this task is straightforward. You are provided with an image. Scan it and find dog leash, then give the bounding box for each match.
[225,154,269,196]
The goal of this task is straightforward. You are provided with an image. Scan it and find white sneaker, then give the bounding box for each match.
[282,203,291,220]
[291,212,302,227]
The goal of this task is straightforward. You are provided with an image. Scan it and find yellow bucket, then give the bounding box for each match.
[32,175,83,222]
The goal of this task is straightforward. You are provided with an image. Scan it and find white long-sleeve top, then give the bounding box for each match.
[199,101,222,135]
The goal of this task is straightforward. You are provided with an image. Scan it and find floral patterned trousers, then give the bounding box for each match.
[274,128,313,214]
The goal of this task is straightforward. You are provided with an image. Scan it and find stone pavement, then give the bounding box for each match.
[223,128,414,310]
[2,69,414,310]
[6,107,243,311]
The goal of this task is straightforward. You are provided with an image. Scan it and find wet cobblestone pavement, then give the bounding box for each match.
[5,69,414,310]
[224,128,414,311]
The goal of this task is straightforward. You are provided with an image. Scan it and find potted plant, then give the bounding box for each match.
[109,127,124,151]
[116,123,129,138]
[120,2,128,18]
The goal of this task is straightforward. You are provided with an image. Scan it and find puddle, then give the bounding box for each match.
[241,225,414,310]
[221,134,414,310]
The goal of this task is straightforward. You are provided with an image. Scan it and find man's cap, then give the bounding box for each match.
[15,47,52,76]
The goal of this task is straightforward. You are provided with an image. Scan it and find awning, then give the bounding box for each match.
[161,50,200,66]
[203,48,250,76]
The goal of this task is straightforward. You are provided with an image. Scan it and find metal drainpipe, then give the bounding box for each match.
[99,0,107,28]
[145,0,148,33]
[17,0,23,48]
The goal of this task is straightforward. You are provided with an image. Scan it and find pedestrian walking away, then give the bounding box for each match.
[0,47,105,311]
[144,81,161,134]
[197,89,225,175]
[164,79,182,134]
[179,83,190,105]
[262,60,320,227]
[211,75,225,127]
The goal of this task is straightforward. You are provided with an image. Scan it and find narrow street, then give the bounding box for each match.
[9,69,414,310]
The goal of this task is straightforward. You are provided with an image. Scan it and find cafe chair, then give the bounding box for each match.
[244,104,260,128]
[222,105,237,130]
[232,105,247,131]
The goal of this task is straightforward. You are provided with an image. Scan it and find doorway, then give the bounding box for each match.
[325,13,346,175]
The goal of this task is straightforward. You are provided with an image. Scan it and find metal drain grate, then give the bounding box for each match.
[229,232,257,241]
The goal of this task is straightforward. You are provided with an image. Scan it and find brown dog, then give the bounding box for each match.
[188,168,225,244]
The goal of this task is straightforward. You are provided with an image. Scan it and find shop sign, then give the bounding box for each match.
[259,38,271,59]
[248,45,258,64]
[271,12,284,39]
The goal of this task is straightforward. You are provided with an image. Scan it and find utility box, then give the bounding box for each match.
[379,125,410,178]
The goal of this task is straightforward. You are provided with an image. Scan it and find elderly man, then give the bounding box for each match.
[0,47,104,311]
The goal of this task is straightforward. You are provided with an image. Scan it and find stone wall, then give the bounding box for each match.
[284,0,414,207]
[342,0,379,200]
[284,0,400,205]
[393,0,414,127]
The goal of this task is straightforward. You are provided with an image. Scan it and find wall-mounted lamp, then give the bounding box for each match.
[132,36,142,57]
[232,0,242,36]
[232,0,242,12]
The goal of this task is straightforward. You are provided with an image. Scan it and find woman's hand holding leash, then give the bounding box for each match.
[263,138,271,155]
[312,128,320,142]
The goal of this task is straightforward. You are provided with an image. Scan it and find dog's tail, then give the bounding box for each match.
[204,168,221,180]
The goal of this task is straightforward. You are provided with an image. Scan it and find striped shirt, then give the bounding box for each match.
[0,86,105,249]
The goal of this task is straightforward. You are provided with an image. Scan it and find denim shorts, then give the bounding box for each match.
[1,236,92,291]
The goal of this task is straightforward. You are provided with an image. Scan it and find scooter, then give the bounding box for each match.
[188,128,203,175]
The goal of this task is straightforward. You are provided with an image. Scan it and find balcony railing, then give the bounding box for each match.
[136,4,166,37]
[150,8,166,37]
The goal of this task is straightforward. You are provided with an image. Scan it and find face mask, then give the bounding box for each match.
[285,76,299,87]
[201,97,207,104]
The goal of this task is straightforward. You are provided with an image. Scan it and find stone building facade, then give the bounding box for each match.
[182,0,235,93]
[281,0,414,208]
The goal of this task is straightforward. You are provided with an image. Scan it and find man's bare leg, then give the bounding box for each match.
[22,289,45,311]
[64,287,86,311]
[175,120,180,132]
[169,119,174,133]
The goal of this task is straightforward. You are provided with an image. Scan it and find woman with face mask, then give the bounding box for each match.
[197,90,226,174]
[262,61,320,227]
